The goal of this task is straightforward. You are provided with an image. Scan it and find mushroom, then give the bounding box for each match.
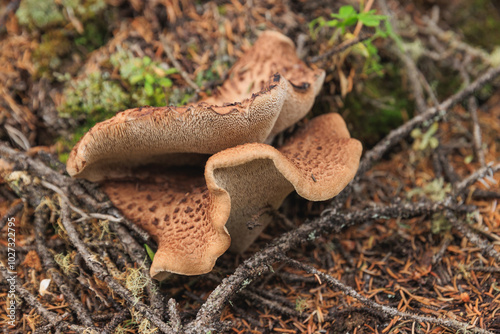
[67,31,325,182]
[102,113,362,279]
[67,31,362,279]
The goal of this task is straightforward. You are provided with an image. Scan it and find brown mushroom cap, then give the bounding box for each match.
[102,113,362,279]
[203,30,325,138]
[206,113,362,253]
[67,31,325,182]
[67,75,287,182]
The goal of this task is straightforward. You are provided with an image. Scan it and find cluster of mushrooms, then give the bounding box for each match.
[67,31,362,280]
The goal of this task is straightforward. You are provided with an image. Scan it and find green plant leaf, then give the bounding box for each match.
[144,244,155,262]
[164,68,178,75]
[364,40,378,57]
[343,16,358,27]
[326,19,339,27]
[374,25,388,38]
[336,5,356,19]
[308,17,326,39]
[429,137,439,149]
[359,13,385,27]
[411,128,422,138]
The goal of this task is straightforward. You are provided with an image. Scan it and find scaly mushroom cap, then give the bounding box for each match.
[67,31,325,182]
[67,74,287,182]
[203,30,326,138]
[103,113,362,279]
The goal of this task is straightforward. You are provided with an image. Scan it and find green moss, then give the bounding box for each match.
[18,0,112,79]
[295,297,308,313]
[62,71,130,120]
[58,71,130,151]
[74,20,108,52]
[125,268,148,304]
[32,30,73,76]
[451,0,500,51]
[62,0,107,19]
[407,178,451,202]
[340,64,412,147]
[16,0,108,30]
[54,252,78,276]
[110,51,178,107]
[16,0,64,29]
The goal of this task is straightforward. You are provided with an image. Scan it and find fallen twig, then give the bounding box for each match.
[447,212,500,263]
[467,266,500,273]
[34,208,97,330]
[183,200,473,332]
[454,163,500,197]
[167,298,182,332]
[58,199,175,334]
[0,200,23,231]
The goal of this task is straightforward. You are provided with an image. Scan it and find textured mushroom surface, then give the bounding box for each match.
[67,31,325,182]
[103,169,230,278]
[102,113,362,278]
[203,30,326,138]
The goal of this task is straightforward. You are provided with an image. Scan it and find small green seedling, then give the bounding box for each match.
[327,5,385,33]
[295,297,308,313]
[407,178,451,202]
[410,122,439,151]
[144,244,155,262]
[309,5,388,76]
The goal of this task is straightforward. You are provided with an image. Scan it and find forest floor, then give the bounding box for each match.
[1,0,500,333]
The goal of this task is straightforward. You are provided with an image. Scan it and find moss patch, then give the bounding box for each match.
[451,0,500,51]
[17,0,114,79]
[341,63,413,147]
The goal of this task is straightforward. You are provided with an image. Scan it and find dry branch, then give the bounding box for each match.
[358,65,500,177]
[34,208,96,329]
[58,200,175,333]
[447,212,500,263]
[0,261,91,333]
[183,200,475,332]
[0,200,23,231]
